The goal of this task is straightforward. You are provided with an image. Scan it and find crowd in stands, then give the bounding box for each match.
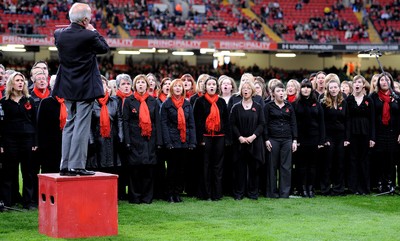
[368,0,400,43]
[0,0,399,42]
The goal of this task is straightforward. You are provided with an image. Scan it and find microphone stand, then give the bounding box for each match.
[368,49,400,196]
[371,49,399,100]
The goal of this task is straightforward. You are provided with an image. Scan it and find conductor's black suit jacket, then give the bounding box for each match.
[53,22,109,101]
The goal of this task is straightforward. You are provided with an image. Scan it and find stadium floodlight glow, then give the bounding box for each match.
[200,48,215,54]
[228,52,246,57]
[0,46,26,52]
[118,50,140,55]
[213,59,219,69]
[213,51,246,57]
[7,44,25,48]
[275,53,296,57]
[172,51,194,56]
[357,54,376,58]
[157,49,168,53]
[139,48,156,53]
[48,47,58,51]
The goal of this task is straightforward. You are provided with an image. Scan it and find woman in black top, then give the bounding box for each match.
[193,77,229,201]
[161,79,196,203]
[264,82,298,198]
[369,72,400,193]
[346,75,375,195]
[293,80,325,198]
[0,72,37,209]
[320,74,350,196]
[87,76,123,173]
[123,74,162,204]
[230,80,265,200]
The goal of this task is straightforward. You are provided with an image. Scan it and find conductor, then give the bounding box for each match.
[53,2,110,176]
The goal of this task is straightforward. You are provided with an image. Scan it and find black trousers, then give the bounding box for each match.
[233,147,259,199]
[166,148,188,196]
[153,148,167,200]
[199,136,224,200]
[375,129,397,186]
[222,145,234,196]
[296,144,318,188]
[266,138,292,198]
[1,134,34,207]
[348,134,371,194]
[128,165,154,204]
[320,135,345,194]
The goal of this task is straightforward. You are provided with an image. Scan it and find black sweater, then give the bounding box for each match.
[264,101,298,141]
[346,94,375,141]
[293,97,325,145]
[0,96,37,145]
[321,99,350,142]
[193,95,229,143]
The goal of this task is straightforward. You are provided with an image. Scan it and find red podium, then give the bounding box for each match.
[38,172,118,238]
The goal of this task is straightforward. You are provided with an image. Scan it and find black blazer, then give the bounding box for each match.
[53,23,109,101]
[193,95,229,144]
[161,97,196,149]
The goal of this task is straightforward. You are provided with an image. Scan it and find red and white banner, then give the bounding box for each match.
[0,35,278,50]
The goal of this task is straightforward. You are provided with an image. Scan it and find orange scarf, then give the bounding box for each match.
[116,89,133,107]
[204,93,221,135]
[158,92,167,103]
[97,92,111,138]
[171,95,186,143]
[55,96,67,130]
[378,90,391,125]
[287,94,296,103]
[33,87,50,99]
[134,92,152,138]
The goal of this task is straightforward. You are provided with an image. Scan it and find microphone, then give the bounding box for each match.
[358,48,377,54]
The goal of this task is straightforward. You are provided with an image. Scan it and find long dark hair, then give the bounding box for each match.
[298,79,317,103]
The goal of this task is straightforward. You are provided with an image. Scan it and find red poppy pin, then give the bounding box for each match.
[312,103,317,107]
[286,108,289,113]
[252,107,256,112]
[132,108,137,113]
[24,101,32,110]
[365,101,369,106]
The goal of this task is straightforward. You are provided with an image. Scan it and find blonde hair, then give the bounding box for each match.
[196,74,209,94]
[286,79,300,99]
[218,75,237,95]
[341,80,353,94]
[168,79,186,98]
[323,74,343,108]
[132,74,149,92]
[369,73,380,93]
[238,80,256,97]
[5,72,30,100]
[240,73,255,83]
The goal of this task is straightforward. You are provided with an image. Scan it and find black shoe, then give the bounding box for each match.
[167,196,175,203]
[59,168,69,176]
[173,195,182,203]
[377,182,383,193]
[68,168,95,176]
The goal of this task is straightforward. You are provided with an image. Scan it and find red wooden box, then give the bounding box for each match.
[38,172,118,238]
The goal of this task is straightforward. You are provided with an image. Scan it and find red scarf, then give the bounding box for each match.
[378,90,391,125]
[186,90,194,100]
[55,96,67,130]
[0,85,5,99]
[116,89,133,107]
[134,92,152,138]
[97,92,111,138]
[204,93,220,135]
[287,94,296,103]
[171,95,186,143]
[33,87,50,99]
[158,92,167,103]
